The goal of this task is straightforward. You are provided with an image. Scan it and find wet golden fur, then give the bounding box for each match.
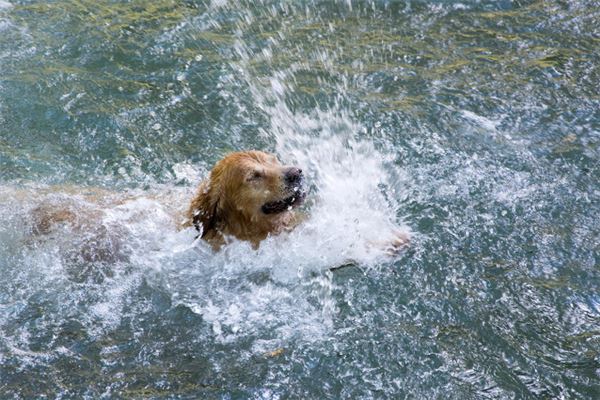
[185,150,305,250]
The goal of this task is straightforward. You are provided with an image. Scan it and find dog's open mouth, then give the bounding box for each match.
[261,188,306,215]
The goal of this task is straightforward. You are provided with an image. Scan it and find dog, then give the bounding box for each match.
[184,150,306,250]
[15,150,408,261]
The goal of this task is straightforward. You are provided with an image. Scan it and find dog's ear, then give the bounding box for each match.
[188,177,222,239]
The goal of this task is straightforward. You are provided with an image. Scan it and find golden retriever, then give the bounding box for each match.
[15,150,408,259]
[184,150,306,250]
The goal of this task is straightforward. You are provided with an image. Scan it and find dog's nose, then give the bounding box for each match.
[284,167,303,185]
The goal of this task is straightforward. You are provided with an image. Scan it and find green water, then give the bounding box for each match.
[1,0,599,398]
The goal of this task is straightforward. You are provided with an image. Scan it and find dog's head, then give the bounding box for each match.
[189,151,306,239]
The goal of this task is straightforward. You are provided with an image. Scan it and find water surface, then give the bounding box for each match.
[1,0,599,398]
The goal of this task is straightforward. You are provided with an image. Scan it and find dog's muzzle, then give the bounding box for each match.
[261,168,306,214]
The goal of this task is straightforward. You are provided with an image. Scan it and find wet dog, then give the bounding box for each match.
[16,150,408,261]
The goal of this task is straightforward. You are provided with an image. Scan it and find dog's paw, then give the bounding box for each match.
[383,230,411,256]
[367,230,411,257]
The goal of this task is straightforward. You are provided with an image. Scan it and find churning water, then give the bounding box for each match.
[1,1,599,398]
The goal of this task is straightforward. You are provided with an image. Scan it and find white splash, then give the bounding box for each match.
[0,36,411,357]
[148,40,412,348]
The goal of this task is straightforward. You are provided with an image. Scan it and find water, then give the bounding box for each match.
[1,0,599,398]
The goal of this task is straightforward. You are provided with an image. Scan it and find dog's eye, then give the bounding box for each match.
[247,171,263,182]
